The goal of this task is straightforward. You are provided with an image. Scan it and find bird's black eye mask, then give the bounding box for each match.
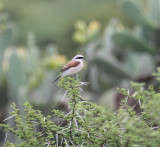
[76,57,84,59]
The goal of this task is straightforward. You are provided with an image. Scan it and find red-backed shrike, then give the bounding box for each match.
[52,55,85,83]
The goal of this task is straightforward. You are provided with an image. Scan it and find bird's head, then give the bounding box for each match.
[72,55,85,62]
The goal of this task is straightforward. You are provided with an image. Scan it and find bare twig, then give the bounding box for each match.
[46,142,50,147]
[138,99,141,106]
[56,133,59,147]
[64,138,69,147]
[80,140,85,147]
[75,111,85,122]
[60,138,64,146]
[62,90,68,101]
[77,82,90,87]
[74,117,78,129]
[70,138,76,147]
[4,132,8,143]
[79,87,85,93]
[2,114,16,122]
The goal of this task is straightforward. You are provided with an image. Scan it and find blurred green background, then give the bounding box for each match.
[0,0,160,144]
[2,0,125,56]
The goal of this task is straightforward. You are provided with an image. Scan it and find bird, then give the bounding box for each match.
[52,54,85,83]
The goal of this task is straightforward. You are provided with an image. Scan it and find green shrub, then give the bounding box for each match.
[1,74,160,146]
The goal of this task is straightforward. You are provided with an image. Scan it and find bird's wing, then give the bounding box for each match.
[61,60,80,71]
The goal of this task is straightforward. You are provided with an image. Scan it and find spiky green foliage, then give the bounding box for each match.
[1,75,160,146]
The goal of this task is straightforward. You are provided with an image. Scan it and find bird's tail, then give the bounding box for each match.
[52,75,62,83]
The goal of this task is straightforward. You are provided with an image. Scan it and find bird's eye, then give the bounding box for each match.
[76,57,84,59]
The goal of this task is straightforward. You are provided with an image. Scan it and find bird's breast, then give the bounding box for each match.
[64,62,83,76]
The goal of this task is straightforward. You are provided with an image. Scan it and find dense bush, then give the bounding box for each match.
[1,73,160,146]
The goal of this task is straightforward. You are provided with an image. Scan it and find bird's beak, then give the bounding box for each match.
[83,57,85,60]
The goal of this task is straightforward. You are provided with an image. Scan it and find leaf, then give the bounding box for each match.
[148,0,160,27]
[124,51,155,78]
[112,31,157,54]
[93,57,132,81]
[0,28,13,72]
[121,0,155,29]
[88,65,100,91]
[8,52,26,98]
